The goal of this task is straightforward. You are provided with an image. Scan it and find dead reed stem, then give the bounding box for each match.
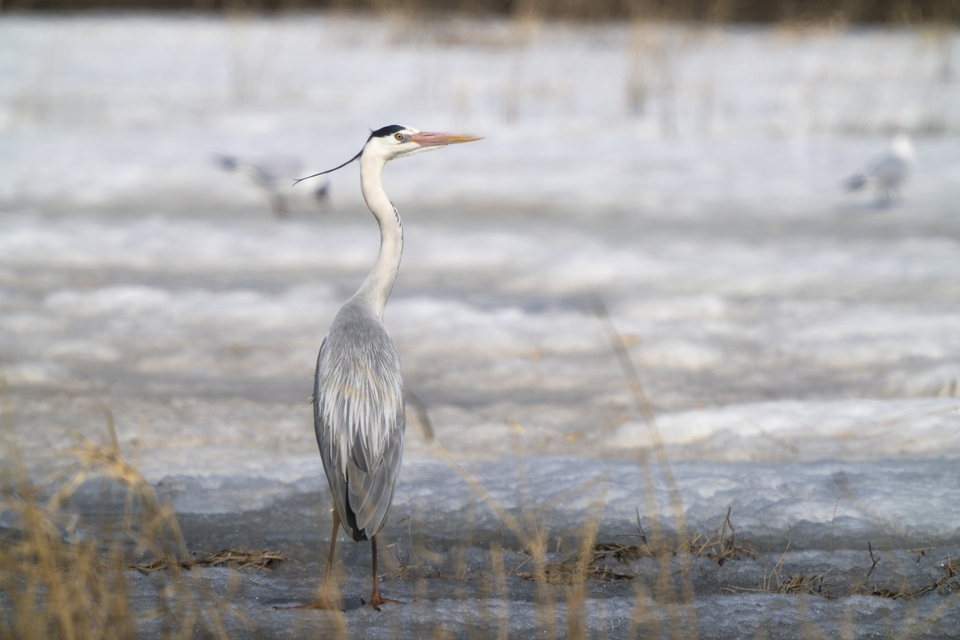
[594,295,698,637]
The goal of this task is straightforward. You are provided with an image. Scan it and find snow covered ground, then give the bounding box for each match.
[1,13,960,639]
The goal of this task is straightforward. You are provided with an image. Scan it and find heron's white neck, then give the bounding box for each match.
[352,152,403,320]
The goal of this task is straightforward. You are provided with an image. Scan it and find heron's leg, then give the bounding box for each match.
[366,534,406,610]
[294,510,341,610]
[320,510,341,598]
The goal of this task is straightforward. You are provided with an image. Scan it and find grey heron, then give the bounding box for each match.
[843,132,915,205]
[216,154,330,218]
[296,125,481,610]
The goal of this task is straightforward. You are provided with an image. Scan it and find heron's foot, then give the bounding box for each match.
[362,594,406,611]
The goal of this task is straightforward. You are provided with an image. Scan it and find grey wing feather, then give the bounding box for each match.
[868,155,907,189]
[314,300,405,542]
[844,151,909,196]
[844,173,866,192]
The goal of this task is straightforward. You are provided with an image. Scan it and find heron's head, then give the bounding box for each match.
[364,125,483,163]
[293,125,482,185]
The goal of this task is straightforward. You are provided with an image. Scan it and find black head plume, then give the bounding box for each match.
[292,125,407,185]
[292,149,362,185]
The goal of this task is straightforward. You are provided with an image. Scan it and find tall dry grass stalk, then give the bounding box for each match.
[0,366,240,639]
[7,0,960,23]
[594,296,698,635]
[3,324,958,639]
[624,24,681,136]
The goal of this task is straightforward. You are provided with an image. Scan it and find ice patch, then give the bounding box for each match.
[608,398,960,460]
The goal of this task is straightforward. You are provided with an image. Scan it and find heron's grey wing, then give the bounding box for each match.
[313,336,348,526]
[314,303,405,542]
[343,403,404,540]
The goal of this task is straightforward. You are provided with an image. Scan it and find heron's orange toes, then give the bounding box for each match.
[363,595,406,611]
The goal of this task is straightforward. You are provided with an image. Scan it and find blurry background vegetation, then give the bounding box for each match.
[3,0,959,24]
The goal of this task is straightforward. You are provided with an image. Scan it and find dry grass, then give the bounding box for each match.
[1,410,957,638]
[2,306,959,639]
[722,532,960,605]
[684,503,762,565]
[905,556,960,598]
[522,502,761,585]
[736,531,851,600]
[589,296,960,637]
[0,384,281,639]
[520,542,653,585]
[853,544,960,600]
[533,512,959,604]
[128,548,291,574]
[8,0,960,25]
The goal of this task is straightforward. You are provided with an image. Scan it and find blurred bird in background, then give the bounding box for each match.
[843,132,915,205]
[216,154,330,218]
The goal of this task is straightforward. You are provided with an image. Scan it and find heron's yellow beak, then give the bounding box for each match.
[410,131,484,148]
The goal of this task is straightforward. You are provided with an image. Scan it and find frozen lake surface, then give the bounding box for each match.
[1,13,960,639]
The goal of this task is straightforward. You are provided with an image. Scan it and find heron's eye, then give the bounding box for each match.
[394,133,404,141]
